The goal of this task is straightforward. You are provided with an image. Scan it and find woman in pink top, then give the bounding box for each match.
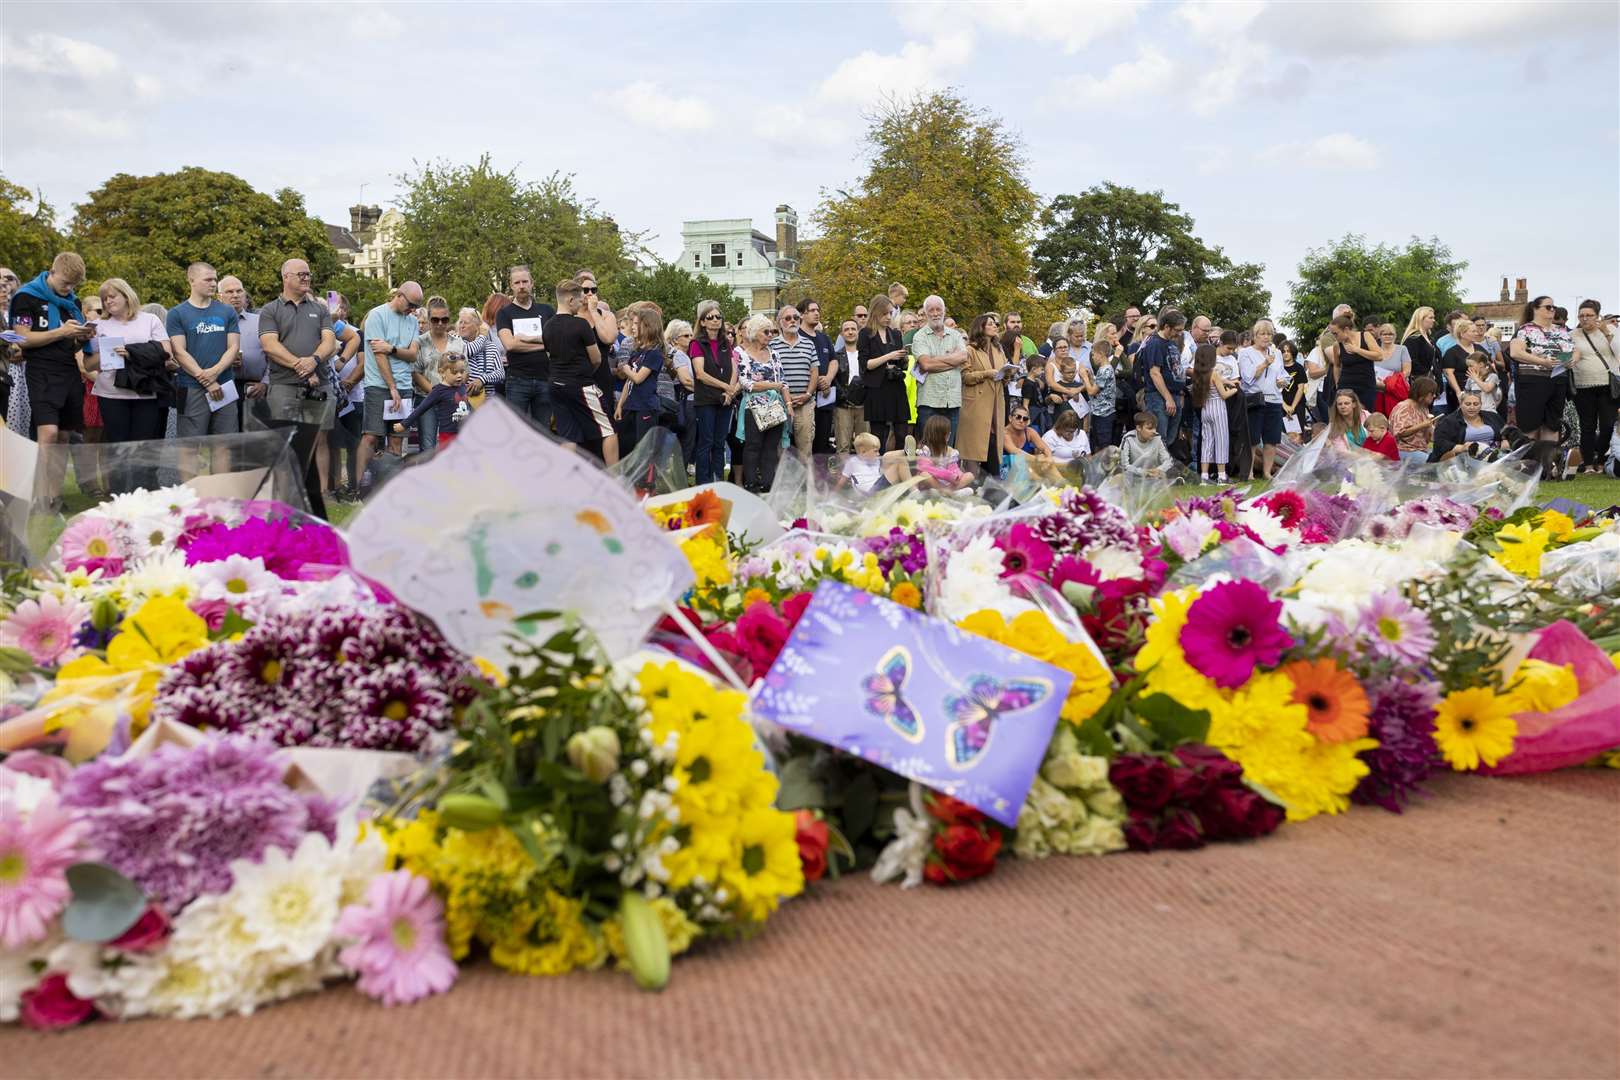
[1387,376,1439,463]
[87,278,172,490]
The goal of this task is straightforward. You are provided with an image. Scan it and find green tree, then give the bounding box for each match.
[1033,183,1270,327]
[0,175,65,277]
[68,169,342,307]
[801,91,1047,325]
[329,270,394,320]
[1283,234,1466,341]
[604,261,747,327]
[394,156,636,309]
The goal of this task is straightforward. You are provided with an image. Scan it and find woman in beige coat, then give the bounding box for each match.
[956,312,1007,477]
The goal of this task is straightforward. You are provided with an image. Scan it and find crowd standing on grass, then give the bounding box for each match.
[5,250,1620,506]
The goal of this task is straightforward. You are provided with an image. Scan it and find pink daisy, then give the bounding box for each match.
[1179,579,1293,689]
[994,523,1054,580]
[0,595,89,667]
[56,517,128,577]
[0,791,91,950]
[1357,592,1436,666]
[336,870,457,1006]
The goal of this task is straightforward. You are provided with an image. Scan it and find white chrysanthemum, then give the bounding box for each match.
[1081,542,1143,582]
[1236,504,1292,548]
[98,945,259,1020]
[125,514,185,559]
[4,932,64,1022]
[222,833,344,967]
[334,826,389,909]
[951,532,1004,581]
[89,488,172,524]
[120,550,200,603]
[0,769,56,816]
[193,554,279,601]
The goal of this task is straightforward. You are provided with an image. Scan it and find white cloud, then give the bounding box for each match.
[954,0,1144,53]
[1262,133,1382,170]
[1255,0,1612,55]
[816,31,974,106]
[1175,0,1264,39]
[1,32,163,99]
[605,81,715,133]
[1053,47,1173,105]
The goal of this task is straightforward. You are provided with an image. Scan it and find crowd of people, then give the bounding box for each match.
[5,253,1619,508]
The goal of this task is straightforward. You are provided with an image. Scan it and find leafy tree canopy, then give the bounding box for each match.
[1283,234,1467,342]
[0,174,65,278]
[604,261,748,328]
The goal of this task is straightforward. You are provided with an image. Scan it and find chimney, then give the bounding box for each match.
[349,204,382,239]
[774,204,798,266]
[1514,277,1528,304]
[1499,276,1509,303]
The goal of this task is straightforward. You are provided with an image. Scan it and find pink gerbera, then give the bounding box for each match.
[0,594,89,666]
[994,523,1054,580]
[0,791,91,950]
[336,870,457,1006]
[1179,579,1293,688]
[56,517,127,577]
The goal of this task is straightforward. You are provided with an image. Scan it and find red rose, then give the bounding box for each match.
[109,905,171,952]
[781,591,813,627]
[1174,744,1244,784]
[735,602,791,672]
[1109,755,1175,813]
[1168,766,1210,804]
[794,810,830,883]
[927,823,1002,884]
[1155,808,1205,850]
[19,973,96,1031]
[1196,786,1285,841]
[1123,812,1158,852]
[925,793,987,827]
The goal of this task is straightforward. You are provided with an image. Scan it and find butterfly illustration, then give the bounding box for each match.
[944,675,1052,769]
[863,646,921,743]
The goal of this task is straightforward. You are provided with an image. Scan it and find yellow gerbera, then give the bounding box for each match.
[720,807,804,921]
[1434,687,1518,770]
[1134,587,1201,674]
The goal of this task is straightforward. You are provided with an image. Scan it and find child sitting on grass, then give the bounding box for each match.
[915,415,973,490]
[1120,411,1171,478]
[1361,412,1400,462]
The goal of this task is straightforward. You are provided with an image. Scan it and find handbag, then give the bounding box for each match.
[745,390,788,431]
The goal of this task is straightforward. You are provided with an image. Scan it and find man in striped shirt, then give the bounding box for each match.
[770,303,819,457]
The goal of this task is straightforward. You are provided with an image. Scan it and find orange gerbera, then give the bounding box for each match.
[687,489,727,527]
[1283,658,1371,743]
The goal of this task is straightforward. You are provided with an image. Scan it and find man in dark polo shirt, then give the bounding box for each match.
[258,257,337,490]
[8,251,94,507]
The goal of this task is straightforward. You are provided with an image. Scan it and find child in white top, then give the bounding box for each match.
[839,432,885,494]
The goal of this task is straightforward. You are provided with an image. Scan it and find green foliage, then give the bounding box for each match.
[68,168,342,307]
[801,91,1047,326]
[328,268,393,320]
[603,260,747,327]
[0,174,64,276]
[1283,234,1466,343]
[1032,183,1270,327]
[394,156,636,310]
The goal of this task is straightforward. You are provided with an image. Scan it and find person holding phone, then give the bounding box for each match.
[8,253,96,506]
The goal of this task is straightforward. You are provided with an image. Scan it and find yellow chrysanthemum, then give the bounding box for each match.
[662,814,736,890]
[680,535,732,589]
[1134,587,1201,674]
[1433,687,1518,770]
[720,807,804,922]
[1505,659,1581,714]
[890,581,923,609]
[489,889,606,976]
[1243,734,1376,823]
[1492,522,1550,578]
[1535,509,1575,541]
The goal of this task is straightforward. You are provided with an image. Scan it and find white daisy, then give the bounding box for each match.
[119,550,202,603]
[193,554,279,601]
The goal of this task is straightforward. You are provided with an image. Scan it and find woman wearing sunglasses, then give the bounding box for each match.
[411,296,464,453]
[1510,295,1574,446]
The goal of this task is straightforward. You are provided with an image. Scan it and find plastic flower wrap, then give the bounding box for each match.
[376,620,801,990]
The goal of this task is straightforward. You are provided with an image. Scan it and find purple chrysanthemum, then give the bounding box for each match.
[1358,592,1436,666]
[1352,678,1441,813]
[60,736,337,913]
[1033,488,1141,553]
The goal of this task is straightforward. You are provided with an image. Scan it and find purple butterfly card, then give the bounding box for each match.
[753,581,1071,827]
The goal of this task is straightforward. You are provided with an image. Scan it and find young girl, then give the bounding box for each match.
[1188,343,1237,484]
[915,414,973,489]
[1044,408,1091,463]
[1045,337,1090,431]
[396,355,471,449]
[1325,389,1368,452]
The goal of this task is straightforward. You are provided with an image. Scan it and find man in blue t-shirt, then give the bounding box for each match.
[1137,307,1187,447]
[167,261,241,436]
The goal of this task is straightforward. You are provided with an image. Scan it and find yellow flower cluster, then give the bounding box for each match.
[1132,588,1375,822]
[680,533,732,592]
[637,663,803,922]
[958,609,1113,726]
[43,595,210,760]
[1492,521,1550,578]
[379,810,604,976]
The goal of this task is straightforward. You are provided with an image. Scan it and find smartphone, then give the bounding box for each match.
[326,290,340,312]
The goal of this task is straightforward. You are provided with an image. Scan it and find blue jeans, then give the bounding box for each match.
[1092,411,1115,449]
[1146,391,1182,448]
[506,373,552,433]
[414,403,438,452]
[694,403,731,485]
[914,404,959,445]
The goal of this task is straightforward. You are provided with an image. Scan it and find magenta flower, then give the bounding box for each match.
[0,790,91,950]
[994,523,1054,580]
[1179,579,1293,688]
[183,516,348,579]
[1358,592,1435,666]
[56,516,127,577]
[336,870,457,1006]
[0,594,89,667]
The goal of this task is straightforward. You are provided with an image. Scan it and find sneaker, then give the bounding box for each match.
[904,434,917,458]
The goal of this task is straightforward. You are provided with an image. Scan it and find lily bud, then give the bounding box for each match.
[435,792,503,831]
[1060,579,1097,613]
[618,891,670,991]
[91,596,122,632]
[567,727,621,783]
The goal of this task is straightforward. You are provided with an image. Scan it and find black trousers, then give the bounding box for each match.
[743,412,783,493]
[98,396,167,493]
[1572,385,1617,470]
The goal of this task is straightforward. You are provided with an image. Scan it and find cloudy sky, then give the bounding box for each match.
[4,0,1617,318]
